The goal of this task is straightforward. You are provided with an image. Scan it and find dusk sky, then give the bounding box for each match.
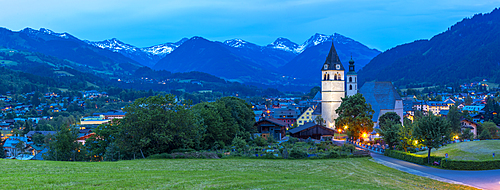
[1,0,499,51]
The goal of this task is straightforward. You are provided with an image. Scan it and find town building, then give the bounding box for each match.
[254,118,287,140]
[289,122,336,140]
[296,106,316,127]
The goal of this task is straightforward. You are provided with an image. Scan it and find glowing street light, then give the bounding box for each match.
[362,133,368,138]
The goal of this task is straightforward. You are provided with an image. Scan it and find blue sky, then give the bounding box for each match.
[1,0,499,51]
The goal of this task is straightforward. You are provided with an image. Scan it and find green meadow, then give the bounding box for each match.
[415,140,500,161]
[0,157,476,189]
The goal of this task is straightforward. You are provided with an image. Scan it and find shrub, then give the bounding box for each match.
[341,144,356,153]
[290,149,307,159]
[175,154,186,159]
[326,151,339,158]
[253,136,267,146]
[288,137,298,144]
[384,149,443,165]
[148,153,173,159]
[171,148,195,153]
[441,159,500,170]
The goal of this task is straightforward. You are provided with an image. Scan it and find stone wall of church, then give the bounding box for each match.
[322,80,344,129]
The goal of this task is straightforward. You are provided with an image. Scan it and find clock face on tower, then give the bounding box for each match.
[324,64,328,69]
[336,64,340,70]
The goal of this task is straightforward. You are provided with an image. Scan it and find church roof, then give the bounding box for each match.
[321,42,344,71]
[359,82,402,122]
[312,92,322,101]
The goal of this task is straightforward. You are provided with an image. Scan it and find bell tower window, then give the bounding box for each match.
[324,64,328,70]
[349,77,352,82]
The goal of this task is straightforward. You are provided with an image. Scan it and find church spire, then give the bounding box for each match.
[322,39,344,71]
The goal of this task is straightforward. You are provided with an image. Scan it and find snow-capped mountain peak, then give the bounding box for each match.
[223,39,248,48]
[267,37,300,54]
[88,38,139,53]
[141,38,188,56]
[21,27,70,39]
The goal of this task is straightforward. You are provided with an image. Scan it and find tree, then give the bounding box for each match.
[335,93,374,140]
[399,119,415,152]
[32,133,45,145]
[447,105,462,135]
[479,129,492,140]
[0,141,6,158]
[376,120,400,149]
[314,116,324,126]
[481,121,499,139]
[379,112,401,127]
[14,140,26,157]
[192,96,255,150]
[21,120,33,135]
[464,96,473,106]
[44,125,82,161]
[414,114,450,164]
[85,122,119,161]
[114,94,203,159]
[460,128,474,140]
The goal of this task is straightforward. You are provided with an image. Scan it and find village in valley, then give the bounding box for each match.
[2,1,500,189]
[1,41,498,161]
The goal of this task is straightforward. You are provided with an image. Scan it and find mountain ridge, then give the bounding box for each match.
[358,7,500,88]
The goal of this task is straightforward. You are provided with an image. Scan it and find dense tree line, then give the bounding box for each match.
[80,95,255,161]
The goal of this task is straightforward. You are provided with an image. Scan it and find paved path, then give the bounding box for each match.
[370,153,500,190]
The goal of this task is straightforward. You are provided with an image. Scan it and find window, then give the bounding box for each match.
[327,74,330,80]
[307,116,309,119]
[349,85,352,90]
[349,77,352,82]
[334,74,337,80]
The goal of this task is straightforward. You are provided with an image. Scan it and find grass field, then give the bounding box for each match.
[0,158,476,189]
[415,140,500,161]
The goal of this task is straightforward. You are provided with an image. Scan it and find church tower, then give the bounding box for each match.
[321,42,345,129]
[346,57,357,97]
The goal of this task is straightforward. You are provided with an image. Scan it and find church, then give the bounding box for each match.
[320,41,402,129]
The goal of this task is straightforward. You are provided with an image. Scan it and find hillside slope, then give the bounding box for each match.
[358,8,500,87]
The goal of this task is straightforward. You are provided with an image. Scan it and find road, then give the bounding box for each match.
[370,153,500,190]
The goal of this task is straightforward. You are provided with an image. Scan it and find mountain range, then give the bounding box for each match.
[0,27,142,76]
[0,26,381,90]
[359,8,500,88]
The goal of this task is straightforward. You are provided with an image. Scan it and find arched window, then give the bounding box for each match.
[327,74,330,80]
[355,77,356,82]
[323,74,327,80]
[349,85,352,90]
[334,74,337,80]
[349,77,352,82]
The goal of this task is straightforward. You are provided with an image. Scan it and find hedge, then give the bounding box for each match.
[384,149,443,165]
[441,159,500,170]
